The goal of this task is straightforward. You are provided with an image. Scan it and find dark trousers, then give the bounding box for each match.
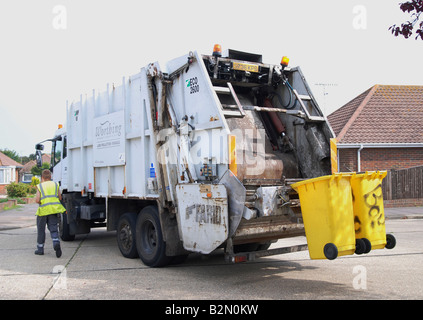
[36,214,60,247]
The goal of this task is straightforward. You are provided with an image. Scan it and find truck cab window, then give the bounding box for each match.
[62,136,67,159]
[51,138,63,167]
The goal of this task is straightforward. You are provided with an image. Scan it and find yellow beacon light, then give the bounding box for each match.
[281,56,289,67]
[213,44,222,57]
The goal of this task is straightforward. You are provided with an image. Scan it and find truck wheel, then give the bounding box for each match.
[136,206,171,267]
[59,212,75,241]
[117,213,139,259]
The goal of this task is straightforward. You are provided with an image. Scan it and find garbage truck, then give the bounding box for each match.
[35,45,335,267]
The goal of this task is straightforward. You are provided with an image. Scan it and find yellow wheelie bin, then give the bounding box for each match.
[350,171,396,253]
[292,173,356,260]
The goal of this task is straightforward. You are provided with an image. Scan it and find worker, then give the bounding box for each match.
[34,169,65,258]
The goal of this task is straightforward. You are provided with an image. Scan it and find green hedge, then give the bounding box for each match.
[6,182,36,198]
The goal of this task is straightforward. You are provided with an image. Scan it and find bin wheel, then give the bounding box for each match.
[362,238,372,254]
[385,234,396,249]
[324,243,338,260]
[355,239,366,255]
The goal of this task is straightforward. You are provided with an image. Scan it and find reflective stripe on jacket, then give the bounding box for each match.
[36,181,66,216]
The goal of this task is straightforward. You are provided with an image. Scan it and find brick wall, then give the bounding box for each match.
[338,149,358,172]
[338,148,423,208]
[0,199,17,211]
[339,147,423,172]
[385,198,423,208]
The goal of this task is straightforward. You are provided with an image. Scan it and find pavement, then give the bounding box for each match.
[0,203,422,231]
[384,206,423,220]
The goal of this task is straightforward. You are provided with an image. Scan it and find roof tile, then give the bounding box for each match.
[0,151,23,167]
[328,85,423,144]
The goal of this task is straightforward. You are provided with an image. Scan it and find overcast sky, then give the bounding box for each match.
[0,0,422,157]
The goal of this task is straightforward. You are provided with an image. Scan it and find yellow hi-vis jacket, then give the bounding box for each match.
[36,181,66,216]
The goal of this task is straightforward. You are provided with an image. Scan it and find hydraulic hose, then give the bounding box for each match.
[270,79,297,110]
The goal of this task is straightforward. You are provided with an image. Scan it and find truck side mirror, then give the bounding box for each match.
[35,143,44,151]
[36,150,42,168]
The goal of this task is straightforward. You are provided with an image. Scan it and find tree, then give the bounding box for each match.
[20,154,37,164]
[0,148,21,163]
[31,162,50,176]
[390,0,423,40]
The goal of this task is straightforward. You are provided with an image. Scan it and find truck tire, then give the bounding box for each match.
[117,213,139,259]
[59,212,75,241]
[135,206,171,267]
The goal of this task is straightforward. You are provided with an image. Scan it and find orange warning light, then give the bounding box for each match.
[213,44,222,57]
[281,56,289,67]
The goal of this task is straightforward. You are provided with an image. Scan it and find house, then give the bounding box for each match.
[20,154,51,183]
[328,85,423,172]
[0,151,23,195]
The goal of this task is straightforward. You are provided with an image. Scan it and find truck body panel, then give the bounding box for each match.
[66,70,158,199]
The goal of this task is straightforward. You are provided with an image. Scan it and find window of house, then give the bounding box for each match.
[0,167,13,184]
[22,173,33,183]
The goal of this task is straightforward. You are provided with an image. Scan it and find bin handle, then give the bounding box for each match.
[363,170,387,180]
[330,173,344,185]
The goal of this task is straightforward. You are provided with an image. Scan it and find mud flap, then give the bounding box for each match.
[175,184,228,254]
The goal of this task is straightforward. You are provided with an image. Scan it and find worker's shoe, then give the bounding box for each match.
[53,242,62,258]
[34,245,44,255]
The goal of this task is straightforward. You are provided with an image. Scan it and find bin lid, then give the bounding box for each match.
[291,173,352,192]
